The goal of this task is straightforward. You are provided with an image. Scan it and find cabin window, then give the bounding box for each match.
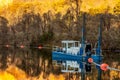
[75,42,79,47]
[74,68,79,71]
[68,65,74,70]
[62,43,66,48]
[62,64,66,70]
[68,43,73,48]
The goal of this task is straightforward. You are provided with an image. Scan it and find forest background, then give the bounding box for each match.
[0,0,120,49]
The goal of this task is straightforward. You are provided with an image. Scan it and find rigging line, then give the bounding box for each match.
[107,66,120,72]
[92,62,101,67]
[92,61,120,72]
[102,49,120,51]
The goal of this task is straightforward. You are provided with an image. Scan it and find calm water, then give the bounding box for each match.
[0,47,120,80]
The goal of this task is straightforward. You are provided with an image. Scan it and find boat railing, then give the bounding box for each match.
[52,46,62,52]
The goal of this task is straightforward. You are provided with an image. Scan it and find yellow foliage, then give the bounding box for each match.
[0,65,66,80]
[81,0,119,14]
[0,0,13,7]
[6,65,27,80]
[0,0,70,25]
[0,65,27,80]
[110,70,119,79]
[0,71,16,80]
[0,0,120,25]
[113,1,120,14]
[48,73,65,80]
[0,0,120,15]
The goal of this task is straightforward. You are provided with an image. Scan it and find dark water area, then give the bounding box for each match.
[0,47,53,76]
[0,47,120,80]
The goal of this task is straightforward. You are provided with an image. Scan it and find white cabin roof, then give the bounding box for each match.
[62,40,79,43]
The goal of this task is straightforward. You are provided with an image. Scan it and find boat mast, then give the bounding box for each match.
[80,13,86,55]
[96,15,103,80]
[80,13,86,80]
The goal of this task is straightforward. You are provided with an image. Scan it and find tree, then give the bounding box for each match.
[114,2,120,15]
[62,9,74,38]
[0,16,8,45]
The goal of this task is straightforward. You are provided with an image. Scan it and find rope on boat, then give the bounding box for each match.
[88,58,120,72]
[107,66,120,72]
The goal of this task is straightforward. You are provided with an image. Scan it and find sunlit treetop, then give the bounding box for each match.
[81,0,120,14]
[0,0,120,14]
[0,0,13,7]
[0,0,120,25]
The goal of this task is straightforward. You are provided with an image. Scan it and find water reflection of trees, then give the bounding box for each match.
[0,48,120,80]
[102,52,120,80]
[0,48,52,76]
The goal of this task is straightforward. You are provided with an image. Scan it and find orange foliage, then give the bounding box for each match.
[48,73,65,80]
[81,0,120,14]
[0,0,119,25]
[0,71,16,80]
[0,65,65,80]
[6,65,27,80]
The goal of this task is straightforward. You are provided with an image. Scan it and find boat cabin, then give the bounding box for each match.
[62,40,81,55]
[61,40,81,72]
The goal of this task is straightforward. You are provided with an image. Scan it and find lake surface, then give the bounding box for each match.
[0,47,119,80]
